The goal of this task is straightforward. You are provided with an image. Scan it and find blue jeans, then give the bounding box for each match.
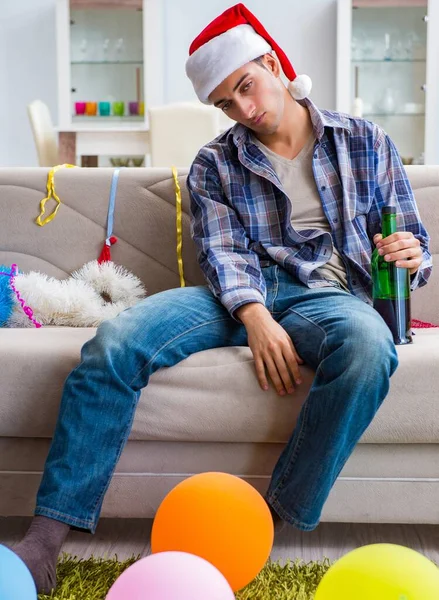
[35,265,398,533]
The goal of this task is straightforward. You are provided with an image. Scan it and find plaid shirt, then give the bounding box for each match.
[187,98,432,320]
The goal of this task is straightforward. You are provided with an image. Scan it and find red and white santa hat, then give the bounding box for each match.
[185,3,312,105]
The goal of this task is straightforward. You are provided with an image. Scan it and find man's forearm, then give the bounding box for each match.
[235,302,271,326]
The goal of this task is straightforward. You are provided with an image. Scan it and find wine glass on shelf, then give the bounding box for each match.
[79,39,87,62]
[102,38,110,63]
[405,32,423,60]
[391,37,405,61]
[379,87,396,115]
[360,36,374,61]
[115,38,125,63]
[351,36,362,61]
[383,33,392,61]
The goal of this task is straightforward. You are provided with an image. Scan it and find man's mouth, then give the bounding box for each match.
[251,112,265,126]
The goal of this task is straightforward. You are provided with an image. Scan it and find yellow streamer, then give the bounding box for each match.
[172,166,186,288]
[36,163,77,226]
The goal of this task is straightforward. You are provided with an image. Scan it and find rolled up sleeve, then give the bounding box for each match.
[187,152,266,321]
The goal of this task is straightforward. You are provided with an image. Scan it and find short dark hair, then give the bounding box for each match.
[252,55,268,69]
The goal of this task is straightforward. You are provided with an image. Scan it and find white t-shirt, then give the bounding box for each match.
[252,133,349,291]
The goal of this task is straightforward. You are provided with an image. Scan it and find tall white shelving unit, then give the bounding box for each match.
[336,0,439,165]
[56,0,164,135]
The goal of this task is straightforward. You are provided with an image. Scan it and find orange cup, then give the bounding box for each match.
[85,102,97,116]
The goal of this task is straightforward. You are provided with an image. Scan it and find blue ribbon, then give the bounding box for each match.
[106,168,121,243]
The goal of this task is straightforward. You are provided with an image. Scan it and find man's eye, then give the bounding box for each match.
[242,81,252,92]
[222,101,231,112]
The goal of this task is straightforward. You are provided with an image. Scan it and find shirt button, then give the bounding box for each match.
[321,185,326,191]
[313,153,317,159]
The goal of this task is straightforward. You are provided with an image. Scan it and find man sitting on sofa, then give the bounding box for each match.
[9,3,431,595]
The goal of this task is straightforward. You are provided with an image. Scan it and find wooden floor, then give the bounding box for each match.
[2,517,438,564]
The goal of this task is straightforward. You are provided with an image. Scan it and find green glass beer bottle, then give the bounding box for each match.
[371,206,412,345]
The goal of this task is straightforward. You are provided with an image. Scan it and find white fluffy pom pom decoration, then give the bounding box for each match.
[288,74,312,100]
[7,260,147,328]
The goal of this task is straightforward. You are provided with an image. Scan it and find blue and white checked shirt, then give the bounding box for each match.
[187,98,432,320]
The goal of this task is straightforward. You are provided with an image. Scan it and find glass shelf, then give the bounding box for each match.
[71,61,143,65]
[352,58,426,63]
[364,113,425,117]
[73,115,145,121]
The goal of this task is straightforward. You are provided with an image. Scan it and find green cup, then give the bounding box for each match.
[113,101,125,117]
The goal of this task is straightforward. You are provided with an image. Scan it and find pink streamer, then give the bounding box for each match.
[1,264,42,328]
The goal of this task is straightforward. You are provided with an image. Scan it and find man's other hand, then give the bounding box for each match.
[235,303,304,396]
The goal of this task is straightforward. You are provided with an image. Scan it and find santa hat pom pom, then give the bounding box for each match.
[288,74,312,100]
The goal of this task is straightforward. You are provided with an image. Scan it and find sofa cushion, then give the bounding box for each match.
[0,327,438,444]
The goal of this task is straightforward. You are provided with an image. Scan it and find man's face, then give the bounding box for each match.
[208,55,285,134]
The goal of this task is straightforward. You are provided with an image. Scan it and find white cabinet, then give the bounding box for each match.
[336,0,439,165]
[55,0,164,132]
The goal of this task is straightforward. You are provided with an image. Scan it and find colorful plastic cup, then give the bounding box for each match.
[85,102,97,116]
[99,101,111,116]
[113,101,125,117]
[138,101,145,116]
[75,102,86,115]
[129,101,139,115]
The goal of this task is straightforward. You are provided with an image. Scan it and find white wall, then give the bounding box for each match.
[0,0,58,167]
[0,0,337,167]
[163,0,337,109]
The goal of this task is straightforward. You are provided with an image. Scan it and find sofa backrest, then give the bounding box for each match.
[0,167,205,299]
[0,165,437,323]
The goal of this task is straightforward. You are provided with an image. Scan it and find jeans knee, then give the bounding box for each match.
[84,314,131,368]
[335,310,398,378]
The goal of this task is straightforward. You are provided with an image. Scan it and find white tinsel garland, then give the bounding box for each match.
[7,260,147,328]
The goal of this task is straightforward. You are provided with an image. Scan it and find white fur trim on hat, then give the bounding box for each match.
[288,74,312,100]
[186,24,271,104]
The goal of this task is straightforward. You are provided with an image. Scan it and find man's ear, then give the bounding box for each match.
[263,53,281,77]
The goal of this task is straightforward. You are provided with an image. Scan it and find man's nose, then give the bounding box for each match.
[237,98,256,122]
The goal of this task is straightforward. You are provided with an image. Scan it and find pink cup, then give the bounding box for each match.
[75,102,86,115]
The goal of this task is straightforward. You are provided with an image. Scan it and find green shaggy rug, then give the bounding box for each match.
[37,554,333,599]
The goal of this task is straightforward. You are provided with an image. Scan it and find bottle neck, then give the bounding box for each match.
[382,213,397,238]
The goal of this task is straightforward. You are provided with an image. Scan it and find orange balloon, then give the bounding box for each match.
[151,472,274,592]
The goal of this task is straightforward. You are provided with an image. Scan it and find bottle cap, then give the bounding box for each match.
[382,206,396,214]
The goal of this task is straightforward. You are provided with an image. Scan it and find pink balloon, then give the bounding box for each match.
[106,551,235,600]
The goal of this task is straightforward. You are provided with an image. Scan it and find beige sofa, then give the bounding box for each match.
[0,166,438,525]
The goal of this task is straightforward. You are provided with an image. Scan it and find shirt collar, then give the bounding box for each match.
[231,96,352,147]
